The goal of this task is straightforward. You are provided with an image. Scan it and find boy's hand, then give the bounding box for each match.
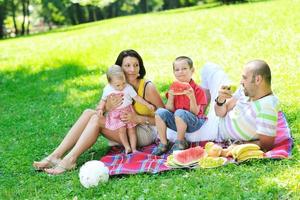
[168,89,175,97]
[184,87,195,99]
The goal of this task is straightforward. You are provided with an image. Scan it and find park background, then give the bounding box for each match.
[0,0,299,199]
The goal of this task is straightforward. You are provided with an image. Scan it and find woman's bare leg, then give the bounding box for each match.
[118,127,131,154]
[44,114,102,174]
[128,127,137,152]
[33,109,96,169]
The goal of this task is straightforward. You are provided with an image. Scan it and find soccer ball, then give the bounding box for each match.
[79,160,109,188]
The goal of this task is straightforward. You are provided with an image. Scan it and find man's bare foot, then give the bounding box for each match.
[33,157,61,171]
[44,159,76,175]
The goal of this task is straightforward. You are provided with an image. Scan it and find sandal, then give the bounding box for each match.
[152,142,170,156]
[33,157,61,171]
[44,161,76,175]
[171,140,188,152]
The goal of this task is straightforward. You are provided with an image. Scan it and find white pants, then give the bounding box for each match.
[167,62,231,142]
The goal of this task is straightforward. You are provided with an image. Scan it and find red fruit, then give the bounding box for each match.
[170,81,191,95]
[173,146,206,165]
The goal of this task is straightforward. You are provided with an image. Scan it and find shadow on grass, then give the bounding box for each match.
[0,62,107,165]
[0,62,105,115]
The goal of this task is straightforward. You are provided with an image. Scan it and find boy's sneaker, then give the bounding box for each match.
[171,139,189,152]
[152,142,170,156]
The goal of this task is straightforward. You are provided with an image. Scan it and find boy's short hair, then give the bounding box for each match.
[106,65,125,82]
[173,56,193,70]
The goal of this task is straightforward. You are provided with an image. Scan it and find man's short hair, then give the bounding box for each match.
[248,60,271,85]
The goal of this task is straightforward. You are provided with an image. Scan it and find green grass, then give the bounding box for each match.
[0,0,300,199]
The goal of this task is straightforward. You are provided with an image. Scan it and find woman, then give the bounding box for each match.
[33,49,164,175]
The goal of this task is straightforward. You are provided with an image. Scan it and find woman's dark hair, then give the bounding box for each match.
[115,49,146,79]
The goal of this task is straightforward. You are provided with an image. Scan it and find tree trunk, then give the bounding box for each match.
[26,0,30,35]
[170,0,179,9]
[140,0,148,13]
[11,0,19,36]
[69,4,79,25]
[109,1,119,18]
[21,0,26,35]
[47,21,52,30]
[92,6,97,21]
[0,2,5,39]
[75,3,85,24]
[164,0,179,9]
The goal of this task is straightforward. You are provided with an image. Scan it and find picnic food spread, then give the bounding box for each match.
[165,142,264,169]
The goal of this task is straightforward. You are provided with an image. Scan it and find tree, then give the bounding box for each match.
[140,0,147,13]
[39,0,68,29]
[20,0,29,35]
[163,0,179,9]
[0,0,7,38]
[10,0,19,36]
[70,0,117,20]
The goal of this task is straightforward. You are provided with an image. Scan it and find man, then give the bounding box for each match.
[214,60,278,151]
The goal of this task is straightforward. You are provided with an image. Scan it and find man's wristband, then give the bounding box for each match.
[215,97,226,106]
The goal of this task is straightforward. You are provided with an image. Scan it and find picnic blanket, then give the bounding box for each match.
[100,111,293,175]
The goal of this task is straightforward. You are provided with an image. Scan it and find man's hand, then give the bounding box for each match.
[217,85,233,102]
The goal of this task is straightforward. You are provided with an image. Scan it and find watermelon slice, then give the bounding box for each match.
[169,81,191,95]
[173,146,206,166]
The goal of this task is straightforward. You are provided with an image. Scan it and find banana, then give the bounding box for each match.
[237,150,264,162]
[231,144,260,159]
[238,154,264,162]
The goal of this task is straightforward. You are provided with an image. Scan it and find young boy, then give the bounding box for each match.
[152,56,207,156]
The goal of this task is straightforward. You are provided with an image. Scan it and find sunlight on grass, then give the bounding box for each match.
[259,164,300,198]
[1,0,300,199]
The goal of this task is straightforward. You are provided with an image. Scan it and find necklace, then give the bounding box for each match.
[257,92,273,100]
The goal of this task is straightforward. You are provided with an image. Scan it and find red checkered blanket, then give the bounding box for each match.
[100,111,293,175]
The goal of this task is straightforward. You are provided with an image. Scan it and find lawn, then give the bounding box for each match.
[0,0,299,199]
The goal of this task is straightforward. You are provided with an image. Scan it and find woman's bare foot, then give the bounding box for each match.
[131,148,138,153]
[125,147,132,155]
[33,157,61,171]
[44,158,76,175]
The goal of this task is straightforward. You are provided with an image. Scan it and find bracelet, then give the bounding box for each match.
[215,97,226,106]
[145,117,150,125]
